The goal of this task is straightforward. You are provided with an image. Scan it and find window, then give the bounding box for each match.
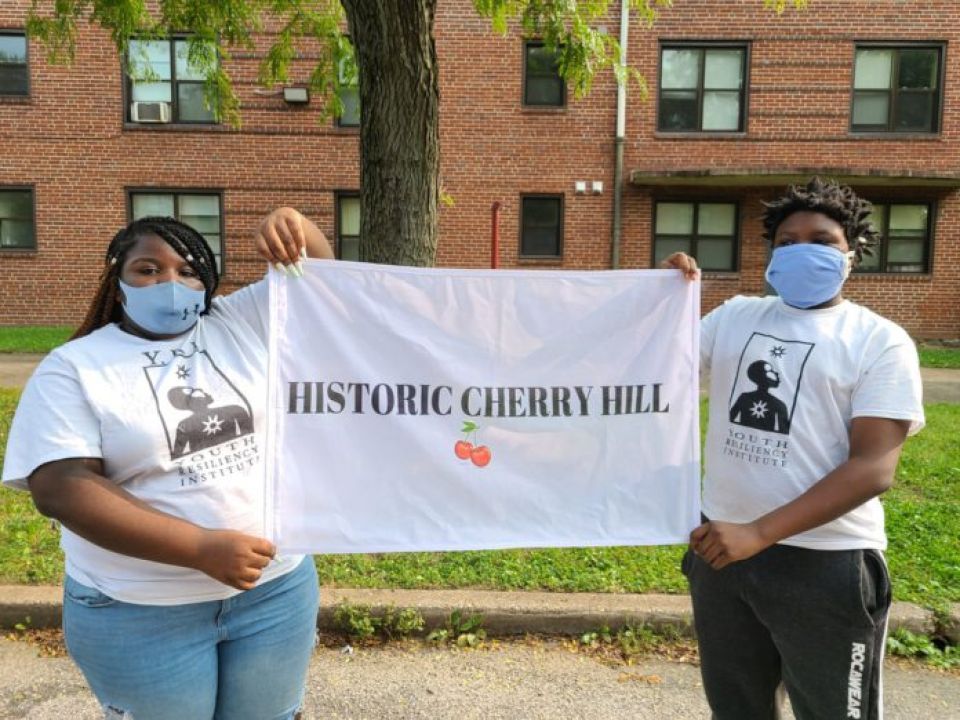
[336,44,360,127]
[126,38,216,124]
[852,46,942,133]
[524,42,565,107]
[654,201,737,271]
[856,203,932,273]
[0,189,34,249]
[0,33,28,95]
[520,195,563,257]
[130,192,223,270]
[658,45,747,132]
[337,193,360,261]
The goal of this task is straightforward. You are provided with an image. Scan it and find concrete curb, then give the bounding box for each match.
[0,585,948,640]
[943,603,960,645]
[321,588,695,636]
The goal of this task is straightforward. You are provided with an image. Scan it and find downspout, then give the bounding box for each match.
[490,201,501,269]
[611,0,630,269]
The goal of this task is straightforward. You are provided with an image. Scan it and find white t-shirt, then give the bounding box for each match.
[701,295,924,550]
[2,279,302,605]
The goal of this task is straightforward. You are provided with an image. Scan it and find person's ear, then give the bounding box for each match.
[109,257,125,303]
[851,237,869,267]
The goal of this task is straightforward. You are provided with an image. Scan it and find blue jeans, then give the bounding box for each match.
[63,557,319,720]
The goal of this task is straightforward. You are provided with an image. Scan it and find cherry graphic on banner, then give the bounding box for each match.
[469,444,491,467]
[454,420,491,468]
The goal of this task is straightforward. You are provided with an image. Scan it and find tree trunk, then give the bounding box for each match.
[340,0,440,266]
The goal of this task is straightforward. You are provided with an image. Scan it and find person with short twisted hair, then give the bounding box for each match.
[760,175,881,265]
[3,207,333,720]
[664,178,924,719]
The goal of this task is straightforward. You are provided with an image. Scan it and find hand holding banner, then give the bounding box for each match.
[266,261,700,553]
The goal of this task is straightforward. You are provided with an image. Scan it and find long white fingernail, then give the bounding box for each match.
[295,260,305,276]
[300,246,308,260]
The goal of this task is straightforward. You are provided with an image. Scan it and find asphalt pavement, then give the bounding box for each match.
[3,634,959,719]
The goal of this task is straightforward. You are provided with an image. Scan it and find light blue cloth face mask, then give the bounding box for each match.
[765,243,855,309]
[118,280,206,335]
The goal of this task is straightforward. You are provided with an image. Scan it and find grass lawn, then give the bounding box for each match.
[0,389,61,583]
[0,389,957,610]
[918,344,960,369]
[3,325,960,370]
[0,326,72,354]
[0,325,960,369]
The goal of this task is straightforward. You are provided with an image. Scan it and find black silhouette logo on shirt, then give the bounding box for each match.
[141,342,255,460]
[167,386,254,458]
[728,333,814,435]
[729,360,791,433]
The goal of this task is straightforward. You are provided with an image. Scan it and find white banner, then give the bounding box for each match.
[266,261,700,553]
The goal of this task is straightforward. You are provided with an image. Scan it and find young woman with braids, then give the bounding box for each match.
[2,207,333,720]
[664,178,924,720]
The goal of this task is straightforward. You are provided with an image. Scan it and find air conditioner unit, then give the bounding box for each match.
[131,101,171,123]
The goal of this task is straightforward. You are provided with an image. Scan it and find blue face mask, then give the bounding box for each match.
[119,280,206,335]
[765,243,855,309]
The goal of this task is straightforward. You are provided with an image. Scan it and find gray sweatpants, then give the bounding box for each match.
[683,543,891,720]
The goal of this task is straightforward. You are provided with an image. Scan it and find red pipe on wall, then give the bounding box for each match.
[491,201,502,269]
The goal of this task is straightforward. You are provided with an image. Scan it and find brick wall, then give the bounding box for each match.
[1,0,957,338]
[618,0,960,338]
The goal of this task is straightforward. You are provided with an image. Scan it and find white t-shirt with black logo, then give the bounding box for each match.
[701,295,924,551]
[2,278,302,605]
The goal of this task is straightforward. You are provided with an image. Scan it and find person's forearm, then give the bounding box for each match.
[301,214,334,259]
[752,457,892,544]
[692,416,909,568]
[32,465,208,571]
[691,458,894,568]
[30,459,274,590]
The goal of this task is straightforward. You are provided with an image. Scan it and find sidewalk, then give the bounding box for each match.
[0,353,45,388]
[920,367,960,403]
[3,353,959,402]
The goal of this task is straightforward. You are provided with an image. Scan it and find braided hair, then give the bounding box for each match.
[72,216,219,340]
[761,177,880,263]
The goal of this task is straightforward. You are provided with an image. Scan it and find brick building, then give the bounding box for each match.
[1,1,958,338]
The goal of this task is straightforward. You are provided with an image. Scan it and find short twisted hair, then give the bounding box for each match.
[72,217,219,340]
[762,178,879,263]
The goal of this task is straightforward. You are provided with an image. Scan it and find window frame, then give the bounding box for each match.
[850,43,945,135]
[123,36,219,126]
[854,200,935,275]
[126,189,226,272]
[656,41,750,134]
[0,30,29,97]
[651,199,740,272]
[0,185,36,252]
[519,193,564,259]
[335,40,360,128]
[522,40,567,109]
[335,191,361,261]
